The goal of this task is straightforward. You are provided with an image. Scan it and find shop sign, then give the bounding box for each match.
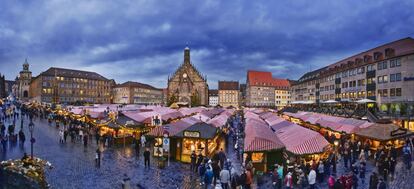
[183,131,200,138]
[163,137,170,151]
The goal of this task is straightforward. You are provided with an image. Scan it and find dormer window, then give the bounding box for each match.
[355,58,362,64]
[363,55,371,63]
[374,52,382,61]
[385,48,395,57]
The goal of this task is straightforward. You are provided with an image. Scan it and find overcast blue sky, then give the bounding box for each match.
[1,0,413,88]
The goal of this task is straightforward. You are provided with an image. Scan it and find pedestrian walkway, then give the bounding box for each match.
[1,114,204,189]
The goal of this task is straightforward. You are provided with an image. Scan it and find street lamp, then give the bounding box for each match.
[333,140,339,173]
[29,120,35,159]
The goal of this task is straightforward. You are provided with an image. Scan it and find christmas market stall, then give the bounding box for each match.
[175,122,222,163]
[355,123,414,150]
[147,117,198,159]
[99,114,144,145]
[243,117,285,173]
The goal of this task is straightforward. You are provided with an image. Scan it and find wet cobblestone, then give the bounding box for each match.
[1,116,203,189]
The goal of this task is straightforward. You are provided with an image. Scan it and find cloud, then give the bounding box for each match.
[0,0,413,89]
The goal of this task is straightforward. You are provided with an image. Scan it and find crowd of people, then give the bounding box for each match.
[263,132,413,189]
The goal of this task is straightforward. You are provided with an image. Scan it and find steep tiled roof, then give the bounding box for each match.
[209,89,218,96]
[115,81,161,91]
[40,67,109,80]
[247,70,290,88]
[218,81,239,90]
[327,37,414,70]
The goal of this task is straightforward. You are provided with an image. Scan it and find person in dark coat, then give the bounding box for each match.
[134,139,140,158]
[144,148,150,168]
[378,177,386,189]
[190,151,197,172]
[333,178,345,189]
[212,161,221,186]
[95,148,101,167]
[18,129,25,145]
[83,134,88,147]
[359,162,366,185]
[196,153,204,172]
[369,172,378,189]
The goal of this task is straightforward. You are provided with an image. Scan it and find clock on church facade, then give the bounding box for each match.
[167,47,209,106]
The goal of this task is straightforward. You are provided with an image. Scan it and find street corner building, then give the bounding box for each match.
[218,81,240,108]
[167,47,209,107]
[246,70,291,109]
[29,67,113,104]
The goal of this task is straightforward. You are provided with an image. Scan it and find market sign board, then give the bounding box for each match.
[183,131,200,138]
[163,137,170,152]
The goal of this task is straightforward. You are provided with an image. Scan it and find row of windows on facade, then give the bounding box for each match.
[42,88,110,96]
[41,97,109,102]
[297,58,402,87]
[276,101,290,105]
[44,76,110,85]
[308,72,402,93]
[275,90,290,94]
[275,96,291,99]
[336,88,402,98]
[42,82,111,90]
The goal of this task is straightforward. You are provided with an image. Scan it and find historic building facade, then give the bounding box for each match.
[167,47,209,106]
[209,89,219,107]
[218,81,240,108]
[30,67,112,104]
[291,37,414,107]
[246,70,290,107]
[112,81,163,105]
[15,59,32,101]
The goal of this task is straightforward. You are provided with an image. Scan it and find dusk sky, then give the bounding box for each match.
[1,1,414,89]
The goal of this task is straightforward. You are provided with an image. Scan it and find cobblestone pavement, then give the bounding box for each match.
[1,116,204,189]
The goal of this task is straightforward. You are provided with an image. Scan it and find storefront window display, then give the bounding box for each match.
[181,138,206,162]
[251,153,264,163]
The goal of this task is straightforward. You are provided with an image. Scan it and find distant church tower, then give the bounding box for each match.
[17,58,32,101]
[167,47,209,106]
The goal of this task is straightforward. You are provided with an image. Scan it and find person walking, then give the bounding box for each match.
[63,129,68,143]
[318,161,325,183]
[308,168,317,189]
[83,134,88,147]
[140,135,146,148]
[219,167,230,189]
[196,153,204,172]
[144,148,150,168]
[95,148,101,167]
[212,161,221,186]
[134,139,140,159]
[199,162,206,186]
[59,130,64,144]
[205,166,214,189]
[121,174,131,189]
[95,131,100,145]
[328,174,335,189]
[359,162,366,185]
[18,129,25,145]
[378,177,386,189]
[284,172,293,189]
[191,151,197,172]
[368,172,378,189]
[245,169,253,189]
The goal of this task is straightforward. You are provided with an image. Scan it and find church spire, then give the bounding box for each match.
[184,46,190,64]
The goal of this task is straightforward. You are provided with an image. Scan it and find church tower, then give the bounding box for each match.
[17,58,32,101]
[167,47,209,107]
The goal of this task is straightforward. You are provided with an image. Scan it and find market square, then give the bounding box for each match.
[1,1,414,189]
